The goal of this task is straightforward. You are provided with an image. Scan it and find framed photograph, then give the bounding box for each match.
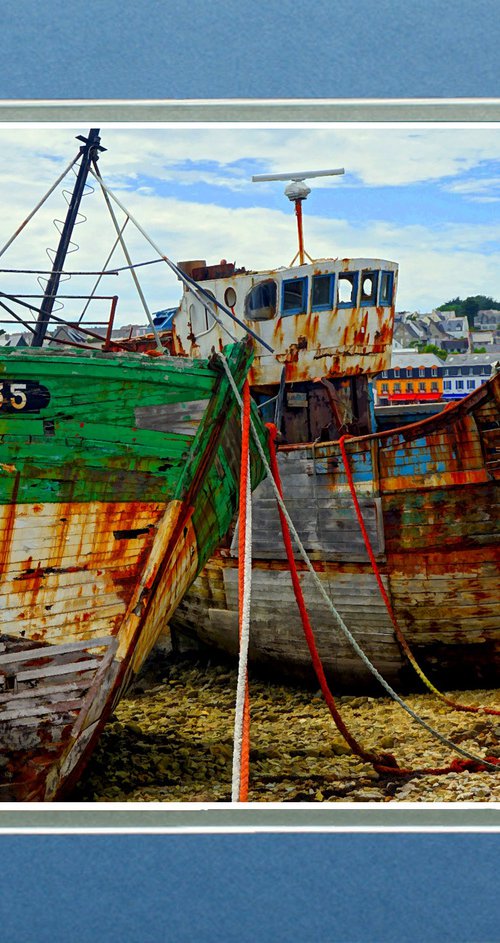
[0,105,499,942]
[1,2,500,938]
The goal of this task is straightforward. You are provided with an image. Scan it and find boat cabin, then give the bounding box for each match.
[171,257,398,389]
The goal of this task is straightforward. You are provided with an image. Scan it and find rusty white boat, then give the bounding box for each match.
[0,130,267,799]
[168,169,500,691]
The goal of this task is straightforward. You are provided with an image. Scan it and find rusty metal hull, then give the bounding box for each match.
[172,374,500,691]
[0,341,265,800]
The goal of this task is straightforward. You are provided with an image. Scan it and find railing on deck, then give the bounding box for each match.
[0,293,129,352]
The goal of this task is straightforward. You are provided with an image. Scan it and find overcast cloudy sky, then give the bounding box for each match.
[0,124,499,329]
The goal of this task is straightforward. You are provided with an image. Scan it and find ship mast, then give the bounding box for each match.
[252,167,345,265]
[31,128,105,348]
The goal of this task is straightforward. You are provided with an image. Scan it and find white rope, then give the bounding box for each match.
[231,451,253,802]
[219,353,499,772]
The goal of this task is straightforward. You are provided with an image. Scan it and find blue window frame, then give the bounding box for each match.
[311,273,334,311]
[337,271,359,308]
[281,277,308,316]
[379,270,394,306]
[360,270,379,306]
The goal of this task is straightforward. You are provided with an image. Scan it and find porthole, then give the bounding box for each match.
[224,286,237,308]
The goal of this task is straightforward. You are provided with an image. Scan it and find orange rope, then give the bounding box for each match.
[338,434,500,717]
[266,423,402,773]
[237,380,251,801]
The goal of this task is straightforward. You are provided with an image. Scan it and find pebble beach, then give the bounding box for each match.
[69,650,500,803]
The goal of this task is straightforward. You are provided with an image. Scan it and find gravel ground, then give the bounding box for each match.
[70,652,500,803]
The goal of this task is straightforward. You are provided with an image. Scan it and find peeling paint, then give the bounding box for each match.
[173,373,500,689]
[0,339,266,799]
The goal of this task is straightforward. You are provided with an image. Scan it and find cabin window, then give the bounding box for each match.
[281,277,308,316]
[337,272,359,307]
[360,271,379,306]
[311,274,334,311]
[224,286,237,308]
[379,270,394,306]
[244,279,277,321]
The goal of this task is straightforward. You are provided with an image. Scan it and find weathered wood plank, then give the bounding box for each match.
[0,636,113,666]
[16,658,101,682]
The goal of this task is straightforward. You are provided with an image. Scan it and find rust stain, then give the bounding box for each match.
[272,317,285,348]
[0,473,20,580]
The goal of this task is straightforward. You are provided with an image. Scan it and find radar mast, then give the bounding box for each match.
[252,167,345,266]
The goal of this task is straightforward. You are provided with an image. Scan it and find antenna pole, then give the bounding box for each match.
[295,197,305,265]
[31,128,105,348]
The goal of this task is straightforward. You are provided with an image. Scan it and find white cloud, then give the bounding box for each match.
[3,125,500,192]
[443,175,500,202]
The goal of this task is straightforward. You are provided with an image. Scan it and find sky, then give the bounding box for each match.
[0,123,500,331]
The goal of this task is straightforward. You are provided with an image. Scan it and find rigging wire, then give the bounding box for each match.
[91,159,163,352]
[0,154,80,260]
[87,164,273,353]
[77,217,130,324]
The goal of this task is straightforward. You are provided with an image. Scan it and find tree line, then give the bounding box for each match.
[437,295,500,324]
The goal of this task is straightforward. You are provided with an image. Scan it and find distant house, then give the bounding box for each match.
[441,352,497,401]
[48,325,98,348]
[392,319,425,348]
[0,331,31,347]
[471,330,495,347]
[441,316,468,338]
[440,336,469,353]
[374,352,443,405]
[475,309,500,330]
[392,309,471,353]
[47,322,150,349]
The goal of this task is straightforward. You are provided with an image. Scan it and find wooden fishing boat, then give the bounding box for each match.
[0,339,266,800]
[0,130,268,799]
[172,373,499,689]
[168,170,500,691]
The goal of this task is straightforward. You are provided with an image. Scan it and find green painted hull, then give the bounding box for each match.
[0,342,265,560]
